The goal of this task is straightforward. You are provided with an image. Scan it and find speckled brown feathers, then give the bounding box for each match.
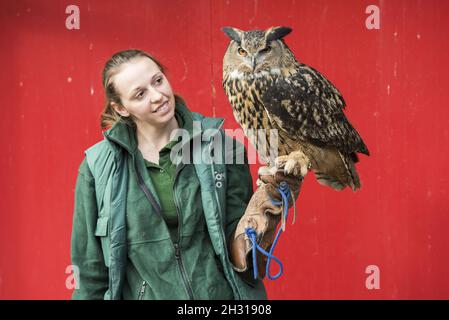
[222,26,369,191]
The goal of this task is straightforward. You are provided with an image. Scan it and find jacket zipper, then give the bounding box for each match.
[172,163,195,300]
[133,155,194,299]
[173,242,194,300]
[138,281,147,300]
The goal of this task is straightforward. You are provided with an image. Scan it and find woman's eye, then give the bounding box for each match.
[155,77,163,85]
[136,90,146,99]
[238,47,247,57]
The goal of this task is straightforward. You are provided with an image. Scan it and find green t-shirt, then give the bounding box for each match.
[144,139,179,228]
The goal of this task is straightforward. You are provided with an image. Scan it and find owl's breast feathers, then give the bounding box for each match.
[222,69,278,133]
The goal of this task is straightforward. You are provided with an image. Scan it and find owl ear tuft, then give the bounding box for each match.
[221,27,243,44]
[265,26,292,42]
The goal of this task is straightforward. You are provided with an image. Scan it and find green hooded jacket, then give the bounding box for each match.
[71,100,267,300]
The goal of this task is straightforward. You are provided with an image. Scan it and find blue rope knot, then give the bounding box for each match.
[245,181,295,280]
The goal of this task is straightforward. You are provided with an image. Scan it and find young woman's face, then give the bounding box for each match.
[112,56,176,127]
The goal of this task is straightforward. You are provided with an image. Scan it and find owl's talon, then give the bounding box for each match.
[274,151,310,178]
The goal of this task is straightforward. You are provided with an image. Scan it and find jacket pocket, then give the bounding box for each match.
[95,216,109,237]
[94,216,110,266]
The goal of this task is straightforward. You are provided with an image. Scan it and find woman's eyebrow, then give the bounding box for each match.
[128,72,163,96]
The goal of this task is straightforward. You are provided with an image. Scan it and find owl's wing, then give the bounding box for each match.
[260,67,369,156]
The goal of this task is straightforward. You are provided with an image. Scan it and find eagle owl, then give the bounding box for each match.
[222,26,369,191]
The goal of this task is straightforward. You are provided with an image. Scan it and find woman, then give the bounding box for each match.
[71,49,268,300]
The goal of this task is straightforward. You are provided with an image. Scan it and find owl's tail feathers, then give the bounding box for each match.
[346,159,362,191]
[315,153,361,191]
[315,172,346,190]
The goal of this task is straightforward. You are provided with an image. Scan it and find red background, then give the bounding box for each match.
[1,0,449,299]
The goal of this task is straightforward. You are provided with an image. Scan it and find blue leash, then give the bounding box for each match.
[245,181,293,280]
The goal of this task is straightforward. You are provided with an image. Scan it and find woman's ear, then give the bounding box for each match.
[111,102,130,117]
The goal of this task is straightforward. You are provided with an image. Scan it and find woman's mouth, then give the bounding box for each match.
[153,101,169,113]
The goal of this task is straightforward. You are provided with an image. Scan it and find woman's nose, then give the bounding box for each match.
[149,88,163,103]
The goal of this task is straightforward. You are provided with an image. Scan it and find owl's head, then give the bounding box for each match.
[221,26,293,75]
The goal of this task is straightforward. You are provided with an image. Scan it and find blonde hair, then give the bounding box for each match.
[100,49,185,130]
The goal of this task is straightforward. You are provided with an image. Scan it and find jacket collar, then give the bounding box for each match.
[103,98,224,155]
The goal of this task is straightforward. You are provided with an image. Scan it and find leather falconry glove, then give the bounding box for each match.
[229,166,303,280]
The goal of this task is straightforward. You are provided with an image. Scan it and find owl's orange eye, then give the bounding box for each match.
[238,47,247,57]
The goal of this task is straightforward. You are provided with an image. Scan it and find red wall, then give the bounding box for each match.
[1,0,449,299]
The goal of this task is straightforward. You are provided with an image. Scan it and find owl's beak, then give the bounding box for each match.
[250,56,257,71]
